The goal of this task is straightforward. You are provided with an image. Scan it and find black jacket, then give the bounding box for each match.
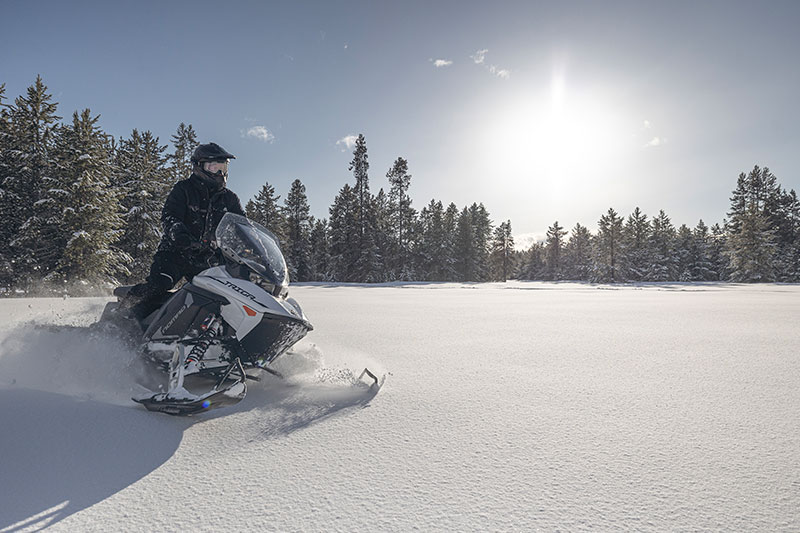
[158,174,245,253]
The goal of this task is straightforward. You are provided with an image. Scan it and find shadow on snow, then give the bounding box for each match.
[0,324,379,532]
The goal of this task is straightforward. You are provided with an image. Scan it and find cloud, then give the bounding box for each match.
[470,49,488,64]
[489,65,511,79]
[513,232,545,252]
[643,120,651,129]
[242,126,275,143]
[470,49,510,80]
[645,136,665,147]
[432,58,453,68]
[336,135,358,151]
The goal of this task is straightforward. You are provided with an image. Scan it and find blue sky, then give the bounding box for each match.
[2,0,799,244]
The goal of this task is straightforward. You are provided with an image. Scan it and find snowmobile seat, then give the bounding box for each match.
[113,285,135,298]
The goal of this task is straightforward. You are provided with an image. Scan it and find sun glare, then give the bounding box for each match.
[486,75,632,202]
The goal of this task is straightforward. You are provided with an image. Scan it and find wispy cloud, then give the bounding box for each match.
[643,120,651,129]
[242,125,275,143]
[470,49,488,64]
[336,134,358,151]
[470,49,511,80]
[489,65,511,79]
[432,58,453,68]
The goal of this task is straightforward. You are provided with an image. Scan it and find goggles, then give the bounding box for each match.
[203,160,229,174]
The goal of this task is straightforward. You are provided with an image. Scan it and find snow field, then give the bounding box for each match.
[0,282,798,531]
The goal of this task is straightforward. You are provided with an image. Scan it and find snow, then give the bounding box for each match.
[0,282,798,531]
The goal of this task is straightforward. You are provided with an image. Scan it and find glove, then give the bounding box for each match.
[169,223,193,250]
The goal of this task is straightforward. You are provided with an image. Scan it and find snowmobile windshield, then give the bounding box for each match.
[216,213,288,287]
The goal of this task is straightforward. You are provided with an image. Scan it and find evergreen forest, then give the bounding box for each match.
[1,77,798,295]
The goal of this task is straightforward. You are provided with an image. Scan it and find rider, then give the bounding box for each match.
[122,142,245,321]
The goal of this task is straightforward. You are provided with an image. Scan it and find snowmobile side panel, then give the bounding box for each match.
[144,285,227,342]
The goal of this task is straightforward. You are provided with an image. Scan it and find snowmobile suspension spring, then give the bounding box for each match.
[186,316,220,364]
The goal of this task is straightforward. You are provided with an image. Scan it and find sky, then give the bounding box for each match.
[2,0,799,246]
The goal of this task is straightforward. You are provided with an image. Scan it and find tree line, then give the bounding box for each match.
[0,77,514,293]
[1,76,797,294]
[519,165,799,283]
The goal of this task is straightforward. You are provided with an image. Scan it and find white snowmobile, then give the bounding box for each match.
[101,213,336,415]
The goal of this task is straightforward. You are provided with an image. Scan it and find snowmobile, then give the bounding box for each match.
[99,213,341,415]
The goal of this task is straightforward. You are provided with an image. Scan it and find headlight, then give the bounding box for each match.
[248,272,275,294]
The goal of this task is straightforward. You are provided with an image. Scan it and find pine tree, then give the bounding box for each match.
[689,220,715,281]
[246,182,284,241]
[308,218,331,280]
[454,207,476,281]
[593,208,625,282]
[726,165,779,282]
[328,183,359,281]
[418,199,451,280]
[442,203,459,281]
[564,223,593,281]
[469,203,493,281]
[2,76,61,287]
[49,110,128,286]
[348,134,381,281]
[0,83,13,287]
[727,204,777,282]
[169,123,198,181]
[623,207,650,281]
[544,220,567,280]
[521,242,545,280]
[709,223,728,280]
[647,210,677,281]
[114,129,170,280]
[489,220,515,281]
[386,157,415,277]
[675,224,694,281]
[372,188,392,281]
[283,179,312,281]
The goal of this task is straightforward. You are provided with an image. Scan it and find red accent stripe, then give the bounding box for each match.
[243,305,257,317]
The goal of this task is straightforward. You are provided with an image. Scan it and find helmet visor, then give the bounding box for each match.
[203,160,229,175]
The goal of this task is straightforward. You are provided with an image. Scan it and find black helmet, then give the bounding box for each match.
[191,142,236,190]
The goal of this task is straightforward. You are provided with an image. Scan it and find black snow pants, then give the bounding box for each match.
[124,249,216,320]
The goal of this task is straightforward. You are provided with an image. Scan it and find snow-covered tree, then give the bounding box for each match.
[328,183,359,281]
[593,208,625,282]
[1,76,61,287]
[246,182,284,242]
[169,122,198,181]
[544,220,567,280]
[308,218,331,280]
[283,179,312,281]
[418,199,453,281]
[386,156,415,277]
[348,134,381,282]
[688,220,716,281]
[623,207,650,281]
[114,129,170,280]
[727,204,777,282]
[469,203,493,282]
[49,110,129,285]
[647,210,677,281]
[489,220,515,281]
[564,223,593,281]
[453,207,476,281]
[521,242,545,280]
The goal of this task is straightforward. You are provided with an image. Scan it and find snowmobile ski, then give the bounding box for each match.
[133,357,248,416]
[133,383,246,415]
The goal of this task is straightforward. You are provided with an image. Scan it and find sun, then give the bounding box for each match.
[486,75,633,201]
